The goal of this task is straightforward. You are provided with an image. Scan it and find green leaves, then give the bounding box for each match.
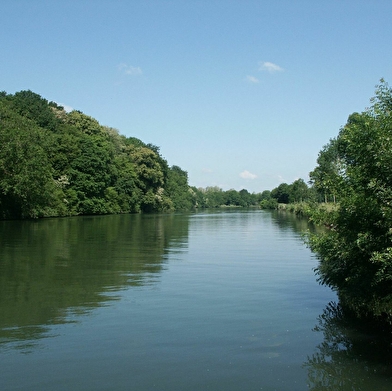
[308,80,392,320]
[166,166,194,210]
[309,138,344,203]
[0,89,192,218]
[0,99,59,218]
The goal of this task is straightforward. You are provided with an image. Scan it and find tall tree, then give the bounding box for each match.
[0,100,61,218]
[309,138,344,203]
[289,178,310,203]
[128,145,172,212]
[271,183,290,204]
[308,80,392,321]
[166,165,194,210]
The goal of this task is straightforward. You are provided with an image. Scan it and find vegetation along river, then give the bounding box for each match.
[1,209,392,390]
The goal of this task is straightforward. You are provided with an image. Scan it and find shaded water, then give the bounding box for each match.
[0,210,391,390]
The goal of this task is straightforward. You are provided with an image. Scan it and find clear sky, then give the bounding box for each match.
[2,0,392,193]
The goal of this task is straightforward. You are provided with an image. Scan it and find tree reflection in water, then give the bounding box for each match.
[0,213,190,353]
[304,302,392,390]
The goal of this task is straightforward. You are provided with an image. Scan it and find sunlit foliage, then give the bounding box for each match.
[307,80,392,321]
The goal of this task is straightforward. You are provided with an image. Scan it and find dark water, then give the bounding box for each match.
[0,210,391,390]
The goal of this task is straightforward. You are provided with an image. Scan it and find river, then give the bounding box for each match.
[1,210,391,390]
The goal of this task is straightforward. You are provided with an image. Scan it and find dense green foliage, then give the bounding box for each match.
[0,90,193,218]
[307,80,392,321]
[309,138,342,203]
[0,90,262,219]
[260,178,315,209]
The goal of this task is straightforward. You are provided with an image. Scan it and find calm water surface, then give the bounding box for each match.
[0,210,391,390]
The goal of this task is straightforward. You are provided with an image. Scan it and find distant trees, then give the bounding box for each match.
[189,186,261,209]
[260,178,314,209]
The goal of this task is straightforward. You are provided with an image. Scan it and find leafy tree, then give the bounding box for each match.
[271,182,290,204]
[129,146,164,191]
[189,186,207,208]
[8,90,61,131]
[0,100,62,218]
[260,190,271,201]
[0,89,196,218]
[308,80,392,321]
[239,189,254,206]
[128,145,172,212]
[166,165,194,210]
[259,189,277,209]
[289,178,310,203]
[260,198,278,210]
[66,133,116,214]
[66,110,102,135]
[224,189,242,206]
[112,154,140,212]
[203,186,225,208]
[309,138,344,203]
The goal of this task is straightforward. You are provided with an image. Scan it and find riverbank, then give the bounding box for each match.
[269,202,338,226]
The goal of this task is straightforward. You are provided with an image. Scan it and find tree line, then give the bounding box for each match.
[259,178,315,209]
[0,90,264,219]
[3,82,392,323]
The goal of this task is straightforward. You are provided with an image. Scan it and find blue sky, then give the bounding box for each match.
[2,0,392,193]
